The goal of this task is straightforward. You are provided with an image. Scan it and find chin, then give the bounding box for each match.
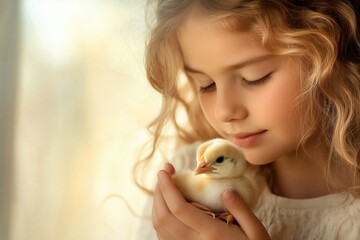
[243,151,275,166]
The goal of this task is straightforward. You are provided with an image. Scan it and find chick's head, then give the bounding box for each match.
[195,138,247,179]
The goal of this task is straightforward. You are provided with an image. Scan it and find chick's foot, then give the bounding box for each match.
[190,202,238,225]
[217,211,237,225]
[190,202,216,218]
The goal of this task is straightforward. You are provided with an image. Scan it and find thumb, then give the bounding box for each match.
[163,162,176,175]
[222,190,270,240]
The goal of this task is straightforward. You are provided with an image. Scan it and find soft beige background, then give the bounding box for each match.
[9,0,161,239]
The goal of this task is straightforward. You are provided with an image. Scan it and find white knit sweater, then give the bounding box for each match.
[254,186,360,240]
[135,142,360,240]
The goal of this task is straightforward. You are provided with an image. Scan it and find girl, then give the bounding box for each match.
[135,0,360,239]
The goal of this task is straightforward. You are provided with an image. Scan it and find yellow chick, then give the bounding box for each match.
[172,138,260,224]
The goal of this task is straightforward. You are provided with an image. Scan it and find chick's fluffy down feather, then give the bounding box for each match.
[172,138,261,214]
[172,170,258,212]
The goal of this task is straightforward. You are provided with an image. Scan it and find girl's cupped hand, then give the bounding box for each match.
[152,163,271,240]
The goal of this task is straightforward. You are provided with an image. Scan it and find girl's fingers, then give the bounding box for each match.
[153,177,198,240]
[152,185,176,239]
[163,162,176,175]
[157,170,221,234]
[153,186,189,239]
[222,190,270,240]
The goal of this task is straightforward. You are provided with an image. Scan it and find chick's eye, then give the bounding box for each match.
[215,156,224,164]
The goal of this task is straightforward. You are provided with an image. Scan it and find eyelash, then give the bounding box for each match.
[198,73,272,93]
[199,83,215,93]
[242,73,272,87]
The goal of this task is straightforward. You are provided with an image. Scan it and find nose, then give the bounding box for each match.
[214,85,248,122]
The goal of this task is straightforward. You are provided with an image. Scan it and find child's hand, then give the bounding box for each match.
[152,163,271,240]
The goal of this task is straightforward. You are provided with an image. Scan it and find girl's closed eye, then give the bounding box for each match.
[241,72,272,87]
[199,82,216,93]
[199,72,272,93]
[186,73,216,93]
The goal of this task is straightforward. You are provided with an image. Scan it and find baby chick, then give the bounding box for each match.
[172,138,260,224]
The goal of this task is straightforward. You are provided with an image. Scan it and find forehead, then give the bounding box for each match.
[177,8,268,74]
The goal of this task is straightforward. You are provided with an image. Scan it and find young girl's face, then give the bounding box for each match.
[178,11,304,165]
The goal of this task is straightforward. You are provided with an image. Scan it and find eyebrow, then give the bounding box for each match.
[184,54,272,74]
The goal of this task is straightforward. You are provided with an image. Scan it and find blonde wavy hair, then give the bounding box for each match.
[134,0,360,195]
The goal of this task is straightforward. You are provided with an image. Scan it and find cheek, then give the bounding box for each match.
[198,94,215,122]
[198,94,226,135]
[260,76,302,125]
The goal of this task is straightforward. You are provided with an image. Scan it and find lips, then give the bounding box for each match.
[233,130,267,139]
[232,130,267,148]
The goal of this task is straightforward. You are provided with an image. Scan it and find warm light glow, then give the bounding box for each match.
[13,0,159,239]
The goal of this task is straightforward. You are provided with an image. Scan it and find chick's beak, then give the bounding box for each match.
[195,159,216,175]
